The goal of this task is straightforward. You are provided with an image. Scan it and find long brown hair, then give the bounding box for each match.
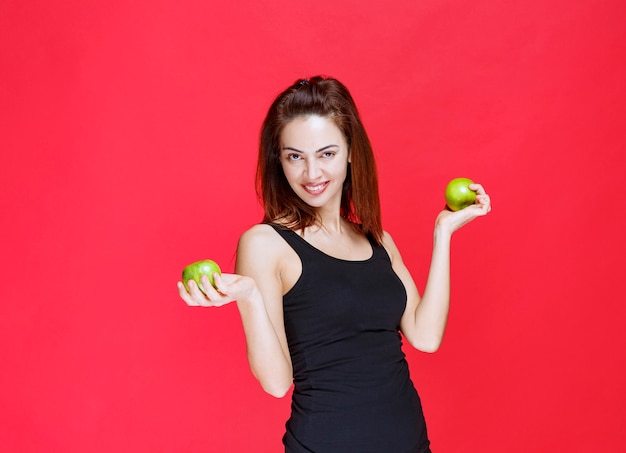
[256,76,383,244]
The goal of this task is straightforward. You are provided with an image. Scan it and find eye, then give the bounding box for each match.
[321,151,336,158]
[286,153,302,161]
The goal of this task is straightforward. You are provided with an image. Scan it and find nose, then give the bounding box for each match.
[305,158,321,180]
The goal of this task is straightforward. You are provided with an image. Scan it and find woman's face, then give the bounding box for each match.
[279,115,350,211]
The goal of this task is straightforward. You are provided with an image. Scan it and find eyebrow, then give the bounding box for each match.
[282,144,339,153]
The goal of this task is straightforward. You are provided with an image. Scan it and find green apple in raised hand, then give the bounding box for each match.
[445,177,477,211]
[182,260,222,294]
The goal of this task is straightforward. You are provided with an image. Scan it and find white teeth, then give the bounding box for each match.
[305,183,325,191]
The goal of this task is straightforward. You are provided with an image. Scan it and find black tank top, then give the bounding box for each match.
[270,224,431,453]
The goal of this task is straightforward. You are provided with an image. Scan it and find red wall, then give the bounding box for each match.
[2,1,625,451]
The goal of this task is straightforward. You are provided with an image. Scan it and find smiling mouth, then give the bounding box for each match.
[303,182,328,194]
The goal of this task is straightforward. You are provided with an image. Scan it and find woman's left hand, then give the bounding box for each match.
[435,183,492,235]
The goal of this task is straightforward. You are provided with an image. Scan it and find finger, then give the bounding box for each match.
[212,273,229,296]
[476,194,490,205]
[462,205,487,218]
[186,279,211,307]
[474,197,492,214]
[177,281,200,306]
[199,275,228,304]
[469,183,486,195]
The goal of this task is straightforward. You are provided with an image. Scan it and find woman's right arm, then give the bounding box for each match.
[232,225,293,397]
[177,224,293,398]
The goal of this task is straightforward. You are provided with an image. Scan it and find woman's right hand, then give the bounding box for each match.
[177,272,258,307]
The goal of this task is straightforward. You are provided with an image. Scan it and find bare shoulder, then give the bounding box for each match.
[237,224,293,272]
[238,224,283,263]
[381,230,403,264]
[237,223,301,294]
[238,223,282,248]
[236,223,300,297]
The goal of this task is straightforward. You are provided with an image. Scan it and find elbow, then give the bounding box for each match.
[250,362,293,398]
[254,370,292,398]
[418,342,441,354]
[408,336,443,354]
[261,381,292,398]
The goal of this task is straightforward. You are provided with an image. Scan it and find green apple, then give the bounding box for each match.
[445,177,477,211]
[182,260,222,294]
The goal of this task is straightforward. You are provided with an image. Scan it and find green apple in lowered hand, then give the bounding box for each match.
[182,260,222,294]
[445,177,477,211]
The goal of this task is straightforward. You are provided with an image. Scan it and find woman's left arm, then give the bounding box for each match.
[391,183,491,353]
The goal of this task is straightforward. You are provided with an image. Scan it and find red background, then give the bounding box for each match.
[1,1,625,451]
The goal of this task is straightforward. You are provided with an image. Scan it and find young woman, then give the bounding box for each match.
[177,76,491,452]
